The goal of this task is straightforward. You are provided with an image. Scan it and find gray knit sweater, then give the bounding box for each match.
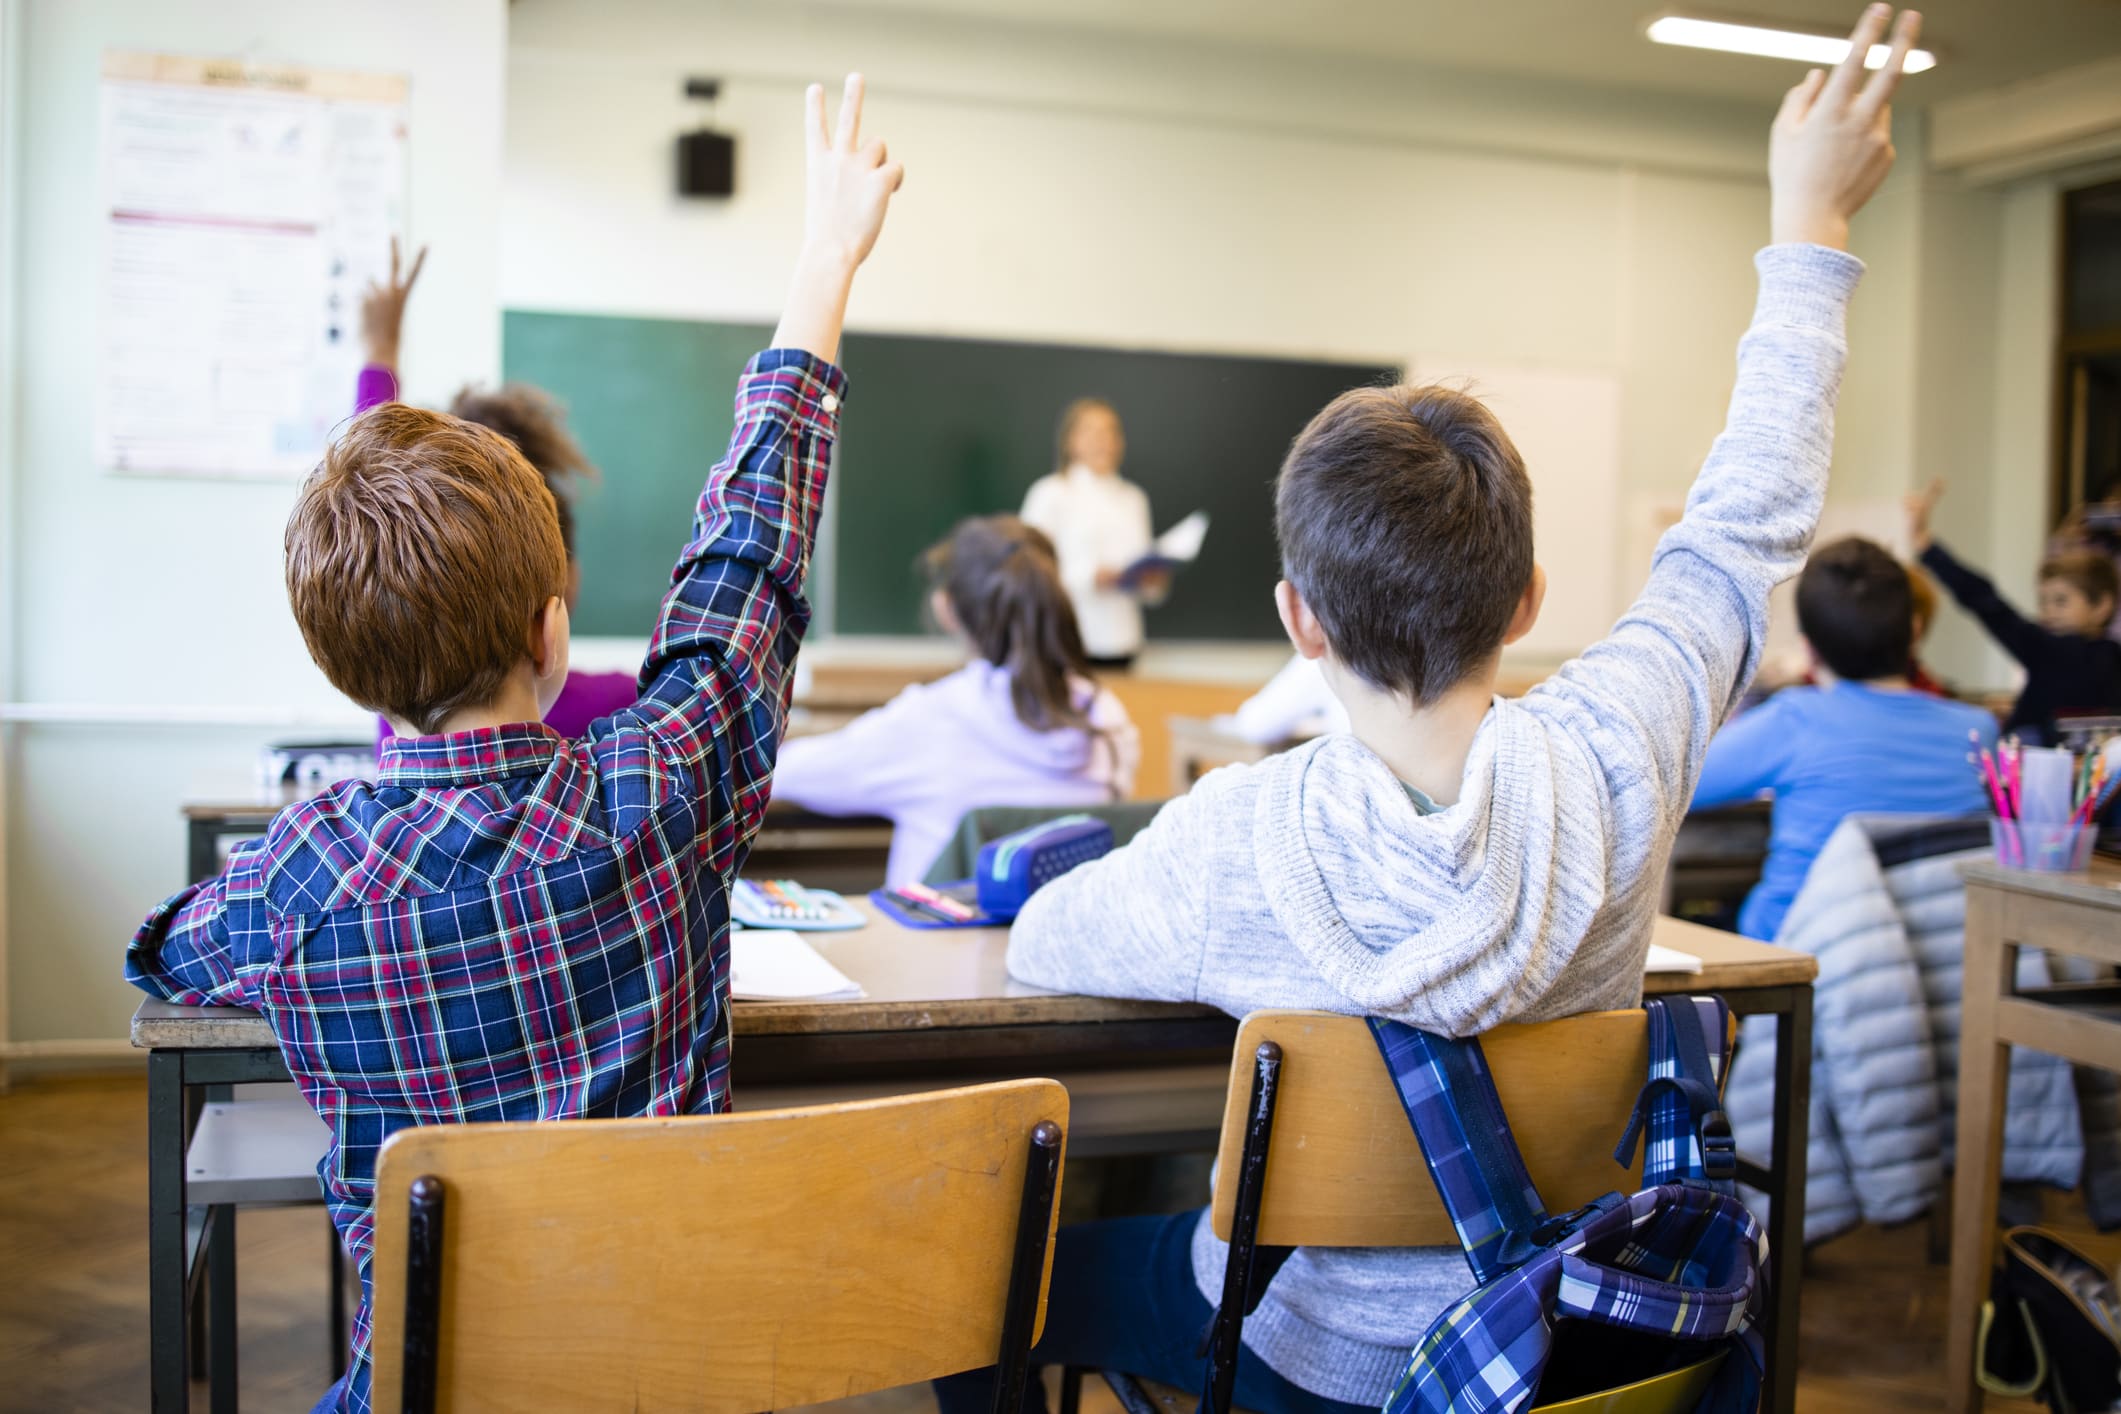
[1006,244,1864,1405]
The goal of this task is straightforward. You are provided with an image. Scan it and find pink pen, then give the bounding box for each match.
[1975,751,2010,821]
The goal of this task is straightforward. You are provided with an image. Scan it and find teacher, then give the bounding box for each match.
[1021,398,1160,670]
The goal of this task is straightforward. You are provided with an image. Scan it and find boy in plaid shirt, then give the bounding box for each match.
[125,77,902,1414]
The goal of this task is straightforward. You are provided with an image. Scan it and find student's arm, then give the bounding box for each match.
[618,78,902,868]
[1918,540,2047,667]
[355,237,425,411]
[1006,788,1211,1002]
[1529,9,1917,806]
[1691,693,1797,809]
[124,846,265,1008]
[1530,244,1859,801]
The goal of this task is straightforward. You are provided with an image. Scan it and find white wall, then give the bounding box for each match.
[2,0,507,1052]
[501,0,1983,647]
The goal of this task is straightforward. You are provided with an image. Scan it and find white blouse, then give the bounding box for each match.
[1020,463,1154,659]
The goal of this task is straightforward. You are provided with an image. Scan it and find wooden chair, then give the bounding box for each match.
[368,1080,1068,1414]
[1069,1009,1727,1414]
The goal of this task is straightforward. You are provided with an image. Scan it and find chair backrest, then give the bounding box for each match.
[1209,1009,1651,1248]
[369,1079,1068,1414]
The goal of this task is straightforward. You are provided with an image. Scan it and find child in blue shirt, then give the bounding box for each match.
[1694,535,1997,941]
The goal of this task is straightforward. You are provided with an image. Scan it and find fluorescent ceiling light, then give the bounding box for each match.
[1646,15,1937,73]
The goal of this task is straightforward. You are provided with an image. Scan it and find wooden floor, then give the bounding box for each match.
[2,1072,2112,1413]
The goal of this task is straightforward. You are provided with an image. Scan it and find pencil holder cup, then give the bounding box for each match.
[1990,818,2096,872]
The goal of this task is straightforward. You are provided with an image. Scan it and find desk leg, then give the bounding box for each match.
[1945,893,2014,1414]
[330,1221,349,1381]
[147,1050,189,1413]
[190,1084,224,1375]
[209,1205,238,1414]
[1764,987,1811,1414]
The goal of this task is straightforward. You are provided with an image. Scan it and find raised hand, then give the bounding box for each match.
[774,74,905,363]
[802,74,904,272]
[359,237,427,372]
[1905,476,1945,554]
[1768,5,1922,250]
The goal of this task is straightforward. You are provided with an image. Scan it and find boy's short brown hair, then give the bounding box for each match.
[448,383,597,559]
[2039,549,2121,620]
[1275,384,1535,703]
[286,404,568,734]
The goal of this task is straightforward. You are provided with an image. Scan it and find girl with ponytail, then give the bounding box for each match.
[771,515,1141,884]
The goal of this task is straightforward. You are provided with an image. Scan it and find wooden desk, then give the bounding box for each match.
[1945,858,2121,1413]
[133,903,1816,1414]
[1165,714,1282,795]
[186,791,895,895]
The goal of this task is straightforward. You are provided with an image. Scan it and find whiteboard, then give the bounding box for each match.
[95,52,408,478]
[1406,358,1624,659]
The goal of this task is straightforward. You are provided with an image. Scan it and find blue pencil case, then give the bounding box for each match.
[973,814,1113,921]
[872,816,1115,929]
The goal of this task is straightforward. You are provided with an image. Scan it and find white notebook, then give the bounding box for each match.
[730,930,864,1001]
[1645,944,1704,975]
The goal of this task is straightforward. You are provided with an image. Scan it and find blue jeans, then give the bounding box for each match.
[934,1210,1368,1414]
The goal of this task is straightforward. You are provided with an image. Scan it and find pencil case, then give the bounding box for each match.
[973,814,1113,922]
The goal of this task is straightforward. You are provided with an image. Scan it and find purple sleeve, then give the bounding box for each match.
[542,670,641,739]
[355,364,400,414]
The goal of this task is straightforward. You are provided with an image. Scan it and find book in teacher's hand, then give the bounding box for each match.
[1116,510,1210,591]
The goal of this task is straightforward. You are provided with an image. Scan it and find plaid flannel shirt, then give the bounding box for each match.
[125,348,846,1414]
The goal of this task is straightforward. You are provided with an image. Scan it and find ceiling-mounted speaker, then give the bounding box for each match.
[678,76,733,198]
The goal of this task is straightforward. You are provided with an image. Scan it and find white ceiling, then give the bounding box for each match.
[815,0,2121,105]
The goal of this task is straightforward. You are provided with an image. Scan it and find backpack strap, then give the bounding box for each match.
[1368,1018,1552,1285]
[1613,996,1736,1188]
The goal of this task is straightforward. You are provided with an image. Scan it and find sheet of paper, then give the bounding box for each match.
[1153,510,1211,563]
[1645,944,1703,975]
[730,930,865,1001]
[96,53,409,478]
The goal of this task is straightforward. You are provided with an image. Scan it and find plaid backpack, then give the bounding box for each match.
[1370,997,1768,1414]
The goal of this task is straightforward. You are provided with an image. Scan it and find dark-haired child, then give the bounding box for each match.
[771,514,1139,882]
[1908,479,2121,744]
[355,241,638,740]
[1693,536,1997,941]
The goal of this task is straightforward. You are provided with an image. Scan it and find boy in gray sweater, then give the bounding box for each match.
[939,8,1923,1411]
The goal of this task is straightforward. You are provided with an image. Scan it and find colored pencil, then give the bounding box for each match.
[885,889,955,924]
[898,880,977,921]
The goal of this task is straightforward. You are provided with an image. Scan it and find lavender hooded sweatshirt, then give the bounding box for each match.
[770,659,1140,883]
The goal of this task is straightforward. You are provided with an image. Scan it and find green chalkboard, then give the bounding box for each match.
[503,311,776,637]
[503,311,1398,640]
